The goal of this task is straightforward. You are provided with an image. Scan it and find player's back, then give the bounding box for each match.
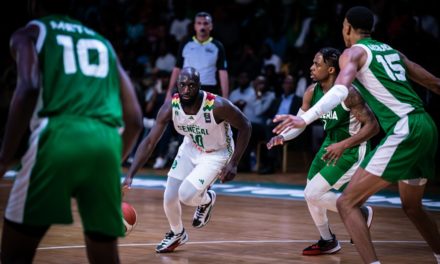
[30,15,122,128]
[352,38,424,132]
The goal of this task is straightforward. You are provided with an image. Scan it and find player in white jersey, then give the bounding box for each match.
[272,6,440,264]
[123,67,251,253]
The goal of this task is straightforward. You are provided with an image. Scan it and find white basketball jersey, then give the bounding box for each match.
[172,91,234,154]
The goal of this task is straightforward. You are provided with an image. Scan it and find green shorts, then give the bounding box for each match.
[5,116,124,237]
[361,112,437,183]
[308,138,368,190]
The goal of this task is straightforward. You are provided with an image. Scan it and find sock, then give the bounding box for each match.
[434,253,440,263]
[370,261,381,264]
[164,177,184,234]
[317,223,333,240]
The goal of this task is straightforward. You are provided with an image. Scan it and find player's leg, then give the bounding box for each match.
[74,120,125,262]
[84,232,119,264]
[163,177,184,234]
[0,219,49,263]
[156,177,188,253]
[399,180,440,258]
[1,119,73,263]
[337,168,390,263]
[396,113,440,261]
[183,149,230,228]
[303,171,341,255]
[304,174,338,213]
[156,144,193,253]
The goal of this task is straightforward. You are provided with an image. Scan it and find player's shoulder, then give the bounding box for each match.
[208,92,231,109]
[211,38,225,49]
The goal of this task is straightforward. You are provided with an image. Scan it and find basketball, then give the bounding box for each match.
[122,202,137,236]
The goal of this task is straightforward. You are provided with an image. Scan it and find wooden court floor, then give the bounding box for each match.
[1,173,440,264]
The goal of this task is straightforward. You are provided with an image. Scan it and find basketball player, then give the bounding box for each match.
[123,67,251,253]
[272,6,440,264]
[0,0,142,263]
[268,47,379,255]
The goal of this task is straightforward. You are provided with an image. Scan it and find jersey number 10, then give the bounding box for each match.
[56,35,109,78]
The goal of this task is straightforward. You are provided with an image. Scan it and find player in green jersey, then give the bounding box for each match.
[0,0,142,263]
[268,47,379,256]
[272,6,440,264]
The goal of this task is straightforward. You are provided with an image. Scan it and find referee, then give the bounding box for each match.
[166,12,229,98]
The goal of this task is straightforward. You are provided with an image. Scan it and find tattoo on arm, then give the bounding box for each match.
[345,88,375,124]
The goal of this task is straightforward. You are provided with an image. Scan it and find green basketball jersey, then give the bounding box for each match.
[352,38,424,132]
[311,83,361,142]
[29,15,122,127]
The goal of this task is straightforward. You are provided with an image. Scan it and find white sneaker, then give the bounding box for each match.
[156,229,188,253]
[192,190,216,228]
[153,157,167,169]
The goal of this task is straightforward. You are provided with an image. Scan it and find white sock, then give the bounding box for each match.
[306,200,333,240]
[317,223,333,240]
[370,261,381,264]
[163,177,184,234]
[434,253,440,263]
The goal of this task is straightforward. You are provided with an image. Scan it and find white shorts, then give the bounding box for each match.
[168,141,232,190]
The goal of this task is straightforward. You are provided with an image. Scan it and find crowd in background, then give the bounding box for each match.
[1,0,440,174]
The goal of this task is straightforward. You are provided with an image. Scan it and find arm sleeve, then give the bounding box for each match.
[280,108,306,141]
[301,84,349,125]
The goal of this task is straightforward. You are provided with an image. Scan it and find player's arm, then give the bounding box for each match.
[216,40,229,98]
[116,60,143,161]
[0,26,40,176]
[273,47,364,135]
[267,84,314,149]
[213,97,251,182]
[322,87,379,164]
[399,51,440,95]
[166,42,185,98]
[166,67,181,99]
[218,69,229,98]
[123,101,173,188]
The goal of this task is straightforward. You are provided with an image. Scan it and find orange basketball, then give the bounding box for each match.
[122,202,137,235]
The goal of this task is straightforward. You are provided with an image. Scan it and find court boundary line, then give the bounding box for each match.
[37,239,428,250]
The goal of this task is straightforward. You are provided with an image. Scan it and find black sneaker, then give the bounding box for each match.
[302,234,341,255]
[350,205,374,244]
[156,229,188,253]
[192,190,216,228]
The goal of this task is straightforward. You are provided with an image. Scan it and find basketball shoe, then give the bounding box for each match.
[302,233,341,255]
[192,190,216,228]
[156,229,188,253]
[350,205,374,244]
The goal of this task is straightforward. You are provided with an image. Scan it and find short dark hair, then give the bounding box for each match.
[345,6,374,32]
[34,0,72,14]
[319,47,341,72]
[195,11,212,22]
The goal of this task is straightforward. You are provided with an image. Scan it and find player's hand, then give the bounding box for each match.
[322,142,345,166]
[121,175,133,197]
[218,163,237,183]
[267,135,284,149]
[272,115,306,134]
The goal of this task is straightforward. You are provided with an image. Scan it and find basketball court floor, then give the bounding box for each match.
[1,169,439,263]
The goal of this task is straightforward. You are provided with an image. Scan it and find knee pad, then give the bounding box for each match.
[178,180,199,206]
[304,185,324,204]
